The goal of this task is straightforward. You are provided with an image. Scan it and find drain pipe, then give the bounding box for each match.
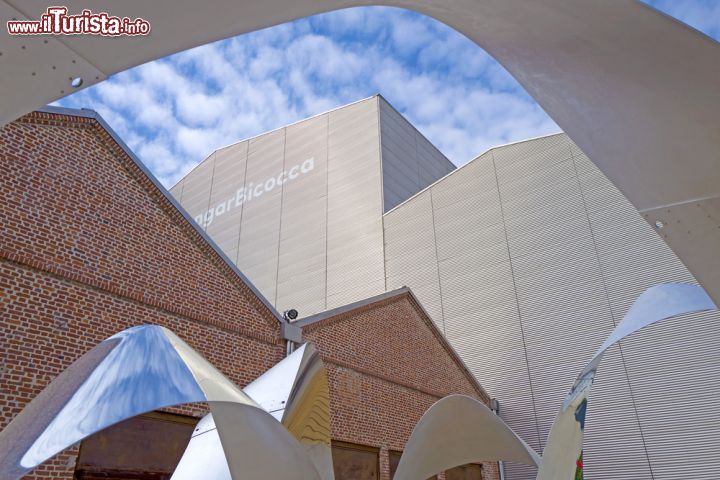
[490,398,506,480]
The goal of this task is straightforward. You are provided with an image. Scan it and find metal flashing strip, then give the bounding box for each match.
[294,287,412,327]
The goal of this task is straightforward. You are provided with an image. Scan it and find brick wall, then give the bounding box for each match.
[303,292,498,479]
[0,111,499,480]
[0,111,286,479]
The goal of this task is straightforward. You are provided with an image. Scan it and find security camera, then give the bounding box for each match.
[283,309,298,321]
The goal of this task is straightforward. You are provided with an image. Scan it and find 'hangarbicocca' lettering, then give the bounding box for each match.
[195,157,315,228]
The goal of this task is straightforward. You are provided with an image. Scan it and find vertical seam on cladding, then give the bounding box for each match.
[274,128,288,307]
[204,152,217,233]
[570,146,656,480]
[177,179,185,203]
[491,148,543,450]
[414,124,422,194]
[325,113,330,310]
[234,141,251,266]
[429,189,446,335]
[377,96,389,292]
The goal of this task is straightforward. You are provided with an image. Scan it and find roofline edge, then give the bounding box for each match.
[37,105,286,324]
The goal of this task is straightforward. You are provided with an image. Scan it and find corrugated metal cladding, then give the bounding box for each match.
[383,132,720,480]
[172,97,720,479]
[378,97,456,211]
[169,96,455,317]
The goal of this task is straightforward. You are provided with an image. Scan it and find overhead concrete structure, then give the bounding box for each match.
[1,0,719,305]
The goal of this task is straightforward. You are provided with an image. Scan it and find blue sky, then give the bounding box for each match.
[57,1,720,187]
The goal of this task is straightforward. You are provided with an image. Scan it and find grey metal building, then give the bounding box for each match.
[383,132,720,480]
[170,95,455,316]
[172,96,720,480]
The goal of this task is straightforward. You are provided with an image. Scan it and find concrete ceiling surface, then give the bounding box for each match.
[1,0,718,302]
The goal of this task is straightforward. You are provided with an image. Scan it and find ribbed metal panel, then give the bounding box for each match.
[416,133,455,186]
[495,135,651,479]
[236,129,285,301]
[383,132,720,480]
[383,191,443,330]
[326,97,385,309]
[572,150,720,480]
[177,152,215,230]
[172,97,389,318]
[380,99,420,211]
[204,141,248,262]
[576,348,654,480]
[276,113,328,315]
[383,147,542,466]
[171,106,720,480]
[168,178,184,202]
[379,96,456,212]
[493,134,571,182]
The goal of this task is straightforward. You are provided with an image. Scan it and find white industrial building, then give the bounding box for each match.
[172,95,720,480]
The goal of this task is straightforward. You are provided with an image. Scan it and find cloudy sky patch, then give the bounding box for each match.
[58,2,719,187]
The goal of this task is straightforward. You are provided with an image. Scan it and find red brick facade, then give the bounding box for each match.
[0,111,498,480]
[302,291,498,479]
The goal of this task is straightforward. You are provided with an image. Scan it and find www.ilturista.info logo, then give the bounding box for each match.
[7,6,150,36]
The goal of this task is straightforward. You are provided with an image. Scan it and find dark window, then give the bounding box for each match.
[74,411,197,480]
[445,463,484,480]
[388,449,437,480]
[331,441,379,480]
[388,450,402,479]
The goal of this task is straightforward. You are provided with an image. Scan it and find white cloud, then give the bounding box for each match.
[249,46,285,79]
[57,3,717,188]
[137,139,176,176]
[643,0,720,39]
[176,125,225,159]
[176,92,227,127]
[391,16,434,55]
[286,34,368,83]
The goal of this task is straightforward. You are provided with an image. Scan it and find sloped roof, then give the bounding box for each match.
[297,287,491,402]
[36,105,285,328]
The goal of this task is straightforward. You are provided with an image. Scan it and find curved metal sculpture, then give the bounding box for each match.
[1,284,715,480]
[0,325,321,480]
[172,343,333,480]
[170,414,231,480]
[537,283,717,480]
[394,283,716,480]
[393,395,540,480]
[271,343,333,480]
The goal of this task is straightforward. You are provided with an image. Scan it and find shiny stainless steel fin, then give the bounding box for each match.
[537,283,716,480]
[393,395,540,480]
[0,325,320,480]
[172,342,332,480]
